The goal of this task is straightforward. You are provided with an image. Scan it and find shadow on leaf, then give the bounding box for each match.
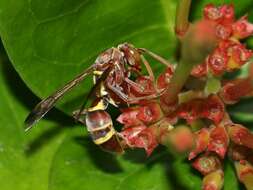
[74,136,124,173]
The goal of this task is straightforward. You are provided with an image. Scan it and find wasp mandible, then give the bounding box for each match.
[25,43,171,153]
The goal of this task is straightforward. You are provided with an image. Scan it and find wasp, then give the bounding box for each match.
[25,43,171,153]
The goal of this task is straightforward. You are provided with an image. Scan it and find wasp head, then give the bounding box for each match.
[118,43,142,72]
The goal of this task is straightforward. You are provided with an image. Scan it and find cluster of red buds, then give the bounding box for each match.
[191,4,253,77]
[116,4,253,190]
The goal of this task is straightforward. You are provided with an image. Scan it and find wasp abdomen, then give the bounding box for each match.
[85,110,115,145]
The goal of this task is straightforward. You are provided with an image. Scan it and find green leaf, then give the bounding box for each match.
[0,0,178,113]
[228,98,253,123]
[223,161,240,190]
[0,45,69,190]
[171,158,202,190]
[48,127,173,190]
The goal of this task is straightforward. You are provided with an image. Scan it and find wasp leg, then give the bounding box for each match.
[140,55,164,94]
[127,66,142,77]
[124,77,164,101]
[107,83,165,104]
[124,78,146,93]
[138,48,172,67]
[140,55,155,81]
[72,109,87,124]
[126,56,163,96]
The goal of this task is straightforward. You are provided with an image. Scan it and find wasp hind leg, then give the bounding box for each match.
[72,109,87,124]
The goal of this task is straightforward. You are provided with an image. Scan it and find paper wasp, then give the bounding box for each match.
[25,43,170,153]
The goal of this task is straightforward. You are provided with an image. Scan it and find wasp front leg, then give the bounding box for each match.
[137,51,173,96]
[140,55,155,81]
[123,60,165,101]
[107,82,165,104]
[138,48,173,67]
[124,77,158,98]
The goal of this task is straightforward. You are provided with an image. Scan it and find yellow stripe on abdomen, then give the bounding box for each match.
[93,127,115,145]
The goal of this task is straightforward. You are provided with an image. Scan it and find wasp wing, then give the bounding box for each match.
[25,65,94,131]
[74,67,112,120]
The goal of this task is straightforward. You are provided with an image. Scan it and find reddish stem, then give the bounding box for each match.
[175,0,192,37]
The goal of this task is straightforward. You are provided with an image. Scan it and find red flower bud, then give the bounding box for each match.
[228,124,253,149]
[207,125,229,158]
[137,102,163,124]
[219,4,235,24]
[227,43,253,70]
[234,160,253,190]
[192,155,222,175]
[233,15,253,39]
[189,128,210,160]
[219,78,253,104]
[215,24,232,40]
[191,62,208,77]
[207,48,228,75]
[167,126,195,153]
[120,125,146,141]
[120,125,158,156]
[204,4,224,22]
[130,76,156,97]
[159,92,178,114]
[202,170,224,190]
[207,40,252,73]
[157,66,174,89]
[177,95,224,125]
[177,99,203,124]
[202,95,225,125]
[204,4,234,24]
[118,101,163,127]
[117,107,141,127]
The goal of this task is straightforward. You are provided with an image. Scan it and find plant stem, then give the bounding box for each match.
[175,0,192,37]
[165,59,193,104]
[165,19,218,105]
